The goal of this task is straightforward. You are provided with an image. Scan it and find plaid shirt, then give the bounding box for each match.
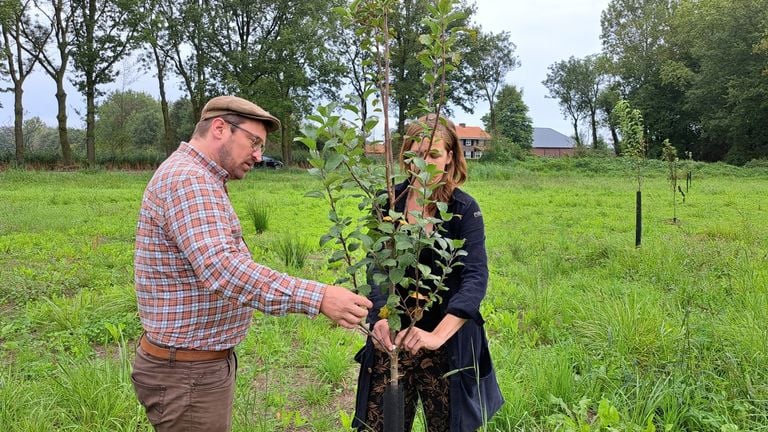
[134,142,325,350]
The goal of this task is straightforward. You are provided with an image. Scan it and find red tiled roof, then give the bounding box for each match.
[456,125,491,140]
[364,143,385,154]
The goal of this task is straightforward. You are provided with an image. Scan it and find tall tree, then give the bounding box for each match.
[580,54,608,149]
[336,21,374,137]
[600,0,694,156]
[481,83,532,147]
[543,57,586,146]
[137,2,174,156]
[389,0,476,139]
[465,29,519,136]
[70,0,139,165]
[24,0,75,164]
[207,0,346,163]
[543,55,608,148]
[0,0,48,164]
[158,0,213,123]
[670,0,768,163]
[94,89,161,154]
[597,81,622,154]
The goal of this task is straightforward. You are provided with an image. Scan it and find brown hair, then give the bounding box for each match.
[192,114,246,138]
[399,113,468,207]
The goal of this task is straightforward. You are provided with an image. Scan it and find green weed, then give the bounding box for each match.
[247,201,270,234]
[274,235,311,269]
[1,165,767,430]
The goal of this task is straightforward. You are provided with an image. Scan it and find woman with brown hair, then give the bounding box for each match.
[353,114,504,431]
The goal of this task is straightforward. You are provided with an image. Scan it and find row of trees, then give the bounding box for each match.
[0,0,524,166]
[0,91,196,158]
[543,0,768,165]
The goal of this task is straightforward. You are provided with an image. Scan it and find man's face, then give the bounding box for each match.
[217,119,267,180]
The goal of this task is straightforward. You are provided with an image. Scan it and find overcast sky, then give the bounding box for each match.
[0,0,611,137]
[462,0,611,134]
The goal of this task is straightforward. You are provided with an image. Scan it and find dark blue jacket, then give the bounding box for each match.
[353,183,504,431]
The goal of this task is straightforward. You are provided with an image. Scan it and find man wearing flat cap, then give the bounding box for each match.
[131,95,372,431]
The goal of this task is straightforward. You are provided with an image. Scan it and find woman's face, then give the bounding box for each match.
[408,135,453,182]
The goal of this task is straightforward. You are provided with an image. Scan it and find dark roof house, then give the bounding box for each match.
[532,127,576,157]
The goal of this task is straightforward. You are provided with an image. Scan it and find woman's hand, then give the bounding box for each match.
[394,327,444,355]
[371,319,395,352]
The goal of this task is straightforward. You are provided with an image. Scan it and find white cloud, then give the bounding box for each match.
[457,0,611,136]
[0,0,611,139]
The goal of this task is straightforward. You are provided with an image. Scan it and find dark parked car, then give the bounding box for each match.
[254,156,284,169]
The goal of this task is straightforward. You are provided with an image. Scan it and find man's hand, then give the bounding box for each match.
[319,285,372,329]
[371,319,394,352]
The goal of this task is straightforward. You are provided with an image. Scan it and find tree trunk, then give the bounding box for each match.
[571,120,581,147]
[153,45,174,156]
[397,103,407,146]
[281,115,292,165]
[85,77,96,165]
[590,110,599,148]
[55,72,72,165]
[14,86,24,164]
[489,100,496,137]
[160,94,174,156]
[610,125,620,156]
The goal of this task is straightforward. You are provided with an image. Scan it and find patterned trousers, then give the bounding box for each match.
[363,345,451,431]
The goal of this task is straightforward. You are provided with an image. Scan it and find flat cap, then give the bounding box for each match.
[200,95,281,133]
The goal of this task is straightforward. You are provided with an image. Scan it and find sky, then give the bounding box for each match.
[0,0,611,137]
[462,0,611,135]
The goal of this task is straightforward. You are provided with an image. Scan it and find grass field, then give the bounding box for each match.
[1,158,767,431]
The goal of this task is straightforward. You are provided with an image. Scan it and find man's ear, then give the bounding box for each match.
[211,118,228,139]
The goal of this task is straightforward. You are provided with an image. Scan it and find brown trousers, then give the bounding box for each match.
[131,345,237,432]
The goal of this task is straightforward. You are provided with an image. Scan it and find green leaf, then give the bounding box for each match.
[319,233,334,246]
[330,249,347,263]
[597,398,620,426]
[372,272,387,286]
[387,314,402,332]
[295,136,317,150]
[325,153,345,172]
[364,117,379,131]
[304,190,325,199]
[377,222,394,234]
[389,268,405,285]
[357,283,371,297]
[307,114,325,124]
[395,235,412,250]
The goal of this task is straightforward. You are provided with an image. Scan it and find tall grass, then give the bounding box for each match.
[274,235,311,268]
[246,201,270,233]
[1,162,767,431]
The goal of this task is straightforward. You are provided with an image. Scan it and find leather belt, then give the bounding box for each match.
[139,335,231,362]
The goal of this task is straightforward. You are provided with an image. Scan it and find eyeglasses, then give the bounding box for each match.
[222,119,264,151]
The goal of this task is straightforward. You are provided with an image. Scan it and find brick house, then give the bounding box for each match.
[456,123,492,159]
[532,127,576,157]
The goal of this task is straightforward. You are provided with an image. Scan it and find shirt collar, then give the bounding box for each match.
[178,141,230,184]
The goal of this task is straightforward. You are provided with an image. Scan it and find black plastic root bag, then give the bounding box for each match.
[383,382,404,432]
